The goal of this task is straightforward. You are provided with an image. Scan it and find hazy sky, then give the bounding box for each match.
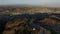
[0,0,60,8]
[0,0,60,5]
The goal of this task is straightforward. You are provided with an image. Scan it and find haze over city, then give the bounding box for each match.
[0,0,60,8]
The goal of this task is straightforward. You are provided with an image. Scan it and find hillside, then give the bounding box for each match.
[0,7,60,15]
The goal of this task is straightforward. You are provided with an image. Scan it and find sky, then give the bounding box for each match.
[0,0,60,5]
[0,0,60,7]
